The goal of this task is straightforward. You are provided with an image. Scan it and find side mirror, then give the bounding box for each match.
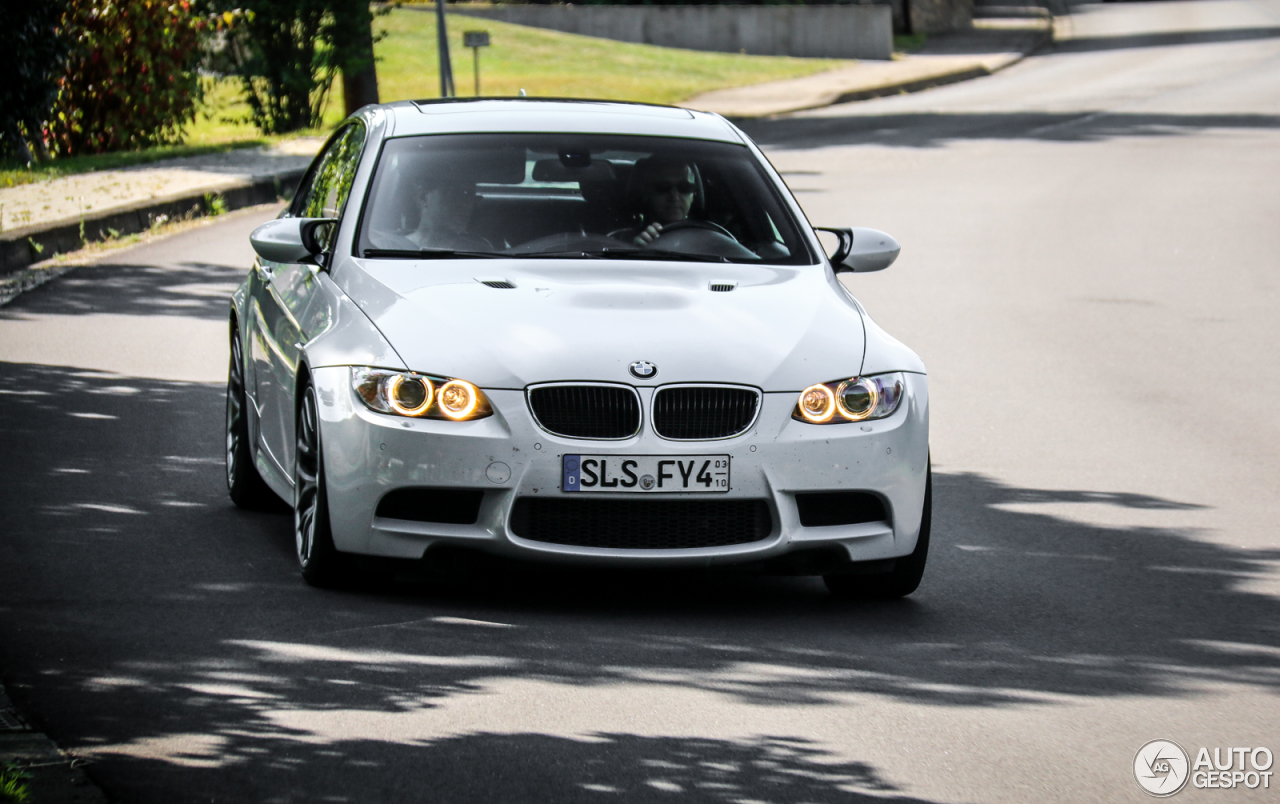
[815,227,900,273]
[250,217,338,264]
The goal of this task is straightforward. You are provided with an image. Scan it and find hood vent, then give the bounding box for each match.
[708,281,737,292]
[477,278,516,289]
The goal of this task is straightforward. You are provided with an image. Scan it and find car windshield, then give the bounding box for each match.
[355,133,815,265]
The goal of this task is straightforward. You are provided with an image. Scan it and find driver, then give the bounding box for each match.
[618,155,698,246]
[406,178,492,251]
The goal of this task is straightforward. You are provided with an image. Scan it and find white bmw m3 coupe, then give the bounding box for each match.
[227,98,931,598]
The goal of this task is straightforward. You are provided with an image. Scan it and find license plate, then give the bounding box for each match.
[562,454,730,493]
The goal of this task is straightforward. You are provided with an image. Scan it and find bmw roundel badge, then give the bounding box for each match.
[629,361,658,380]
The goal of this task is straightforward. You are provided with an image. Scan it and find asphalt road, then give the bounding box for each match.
[2,1,1278,801]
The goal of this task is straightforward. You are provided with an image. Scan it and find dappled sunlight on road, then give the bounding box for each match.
[0,313,224,381]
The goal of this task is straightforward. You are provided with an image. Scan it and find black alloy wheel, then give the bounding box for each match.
[226,326,280,510]
[294,382,344,586]
[824,460,932,600]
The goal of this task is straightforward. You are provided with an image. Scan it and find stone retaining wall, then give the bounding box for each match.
[445,4,895,60]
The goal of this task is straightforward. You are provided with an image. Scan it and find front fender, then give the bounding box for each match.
[303,272,406,372]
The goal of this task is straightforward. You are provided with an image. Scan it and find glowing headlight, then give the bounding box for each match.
[793,372,905,424]
[351,368,492,420]
[437,379,479,420]
[388,374,433,416]
[798,383,837,423]
[836,377,878,421]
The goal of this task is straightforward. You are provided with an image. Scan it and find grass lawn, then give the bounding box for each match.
[376,6,845,105]
[2,7,845,186]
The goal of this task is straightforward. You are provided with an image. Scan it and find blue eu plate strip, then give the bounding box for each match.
[562,455,581,492]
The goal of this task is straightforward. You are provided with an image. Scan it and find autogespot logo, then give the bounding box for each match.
[1133,741,1276,795]
[1134,740,1190,797]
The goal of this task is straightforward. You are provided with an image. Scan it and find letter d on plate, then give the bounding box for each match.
[563,455,581,492]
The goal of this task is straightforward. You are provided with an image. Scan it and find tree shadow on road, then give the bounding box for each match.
[1055,25,1280,54]
[91,732,936,804]
[738,111,1280,151]
[0,261,241,321]
[2,362,1279,802]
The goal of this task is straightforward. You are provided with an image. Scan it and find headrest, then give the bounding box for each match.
[532,158,617,183]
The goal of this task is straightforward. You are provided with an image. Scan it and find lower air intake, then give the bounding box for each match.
[509,498,772,549]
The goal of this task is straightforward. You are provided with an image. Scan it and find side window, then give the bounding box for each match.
[294,123,367,221]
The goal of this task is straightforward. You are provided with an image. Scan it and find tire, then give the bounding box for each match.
[226,325,281,510]
[824,462,931,600]
[294,382,347,587]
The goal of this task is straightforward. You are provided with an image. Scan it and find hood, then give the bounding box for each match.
[338,259,866,391]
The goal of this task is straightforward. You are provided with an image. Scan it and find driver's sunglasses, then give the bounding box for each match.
[651,180,696,195]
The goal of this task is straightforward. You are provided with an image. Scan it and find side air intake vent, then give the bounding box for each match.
[477,278,516,289]
[708,281,737,292]
[375,488,484,524]
[795,491,888,527]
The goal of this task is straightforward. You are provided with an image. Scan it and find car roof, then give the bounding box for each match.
[379,98,746,144]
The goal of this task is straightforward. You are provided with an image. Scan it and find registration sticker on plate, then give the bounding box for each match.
[562,454,730,493]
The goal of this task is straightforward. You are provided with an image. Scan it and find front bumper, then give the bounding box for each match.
[313,366,929,569]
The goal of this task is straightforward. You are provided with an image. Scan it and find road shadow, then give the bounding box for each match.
[2,362,1279,802]
[739,111,1280,150]
[0,261,239,321]
[87,732,937,804]
[1055,25,1280,53]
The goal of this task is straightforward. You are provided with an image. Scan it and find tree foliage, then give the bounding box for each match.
[0,1,69,161]
[49,1,206,155]
[208,0,381,134]
[330,0,381,116]
[219,0,336,134]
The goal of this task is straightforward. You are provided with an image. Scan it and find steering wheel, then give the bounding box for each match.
[656,220,738,241]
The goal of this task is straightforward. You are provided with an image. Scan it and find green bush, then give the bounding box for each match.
[49,0,205,155]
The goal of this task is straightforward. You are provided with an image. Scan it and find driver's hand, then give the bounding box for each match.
[633,222,663,246]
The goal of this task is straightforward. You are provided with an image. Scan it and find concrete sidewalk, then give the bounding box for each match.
[0,139,322,276]
[683,17,1054,117]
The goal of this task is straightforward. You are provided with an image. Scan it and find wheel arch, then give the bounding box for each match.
[294,360,315,428]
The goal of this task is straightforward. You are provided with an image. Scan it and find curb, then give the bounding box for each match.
[830,65,995,105]
[0,683,110,804]
[847,23,1059,104]
[714,22,1054,119]
[0,169,305,277]
[0,201,287,308]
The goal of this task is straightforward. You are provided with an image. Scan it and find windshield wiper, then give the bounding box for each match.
[514,249,731,263]
[362,248,502,259]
